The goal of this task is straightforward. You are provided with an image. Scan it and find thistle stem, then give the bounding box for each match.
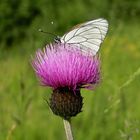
[63,119,74,140]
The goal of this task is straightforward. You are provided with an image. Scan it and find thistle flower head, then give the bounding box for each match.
[32,43,100,119]
[32,43,100,91]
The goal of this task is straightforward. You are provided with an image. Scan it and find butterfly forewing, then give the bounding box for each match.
[60,18,108,55]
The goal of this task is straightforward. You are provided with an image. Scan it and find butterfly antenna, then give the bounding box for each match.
[38,28,57,38]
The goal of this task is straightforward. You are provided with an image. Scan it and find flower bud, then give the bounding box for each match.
[49,88,83,120]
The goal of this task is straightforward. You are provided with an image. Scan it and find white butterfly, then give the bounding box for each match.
[55,18,108,55]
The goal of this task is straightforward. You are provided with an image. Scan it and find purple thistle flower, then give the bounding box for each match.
[32,43,100,119]
[32,43,100,90]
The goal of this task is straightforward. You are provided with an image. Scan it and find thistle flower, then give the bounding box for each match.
[32,43,100,120]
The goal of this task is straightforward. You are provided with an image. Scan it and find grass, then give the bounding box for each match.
[0,21,140,140]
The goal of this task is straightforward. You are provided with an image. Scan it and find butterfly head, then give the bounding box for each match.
[54,36,61,43]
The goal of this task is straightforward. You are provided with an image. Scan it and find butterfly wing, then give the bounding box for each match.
[60,18,108,55]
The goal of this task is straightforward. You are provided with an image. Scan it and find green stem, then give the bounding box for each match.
[63,119,74,140]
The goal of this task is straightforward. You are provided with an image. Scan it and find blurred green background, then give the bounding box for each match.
[0,0,140,140]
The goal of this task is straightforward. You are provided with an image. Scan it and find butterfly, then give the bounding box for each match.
[54,18,108,55]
